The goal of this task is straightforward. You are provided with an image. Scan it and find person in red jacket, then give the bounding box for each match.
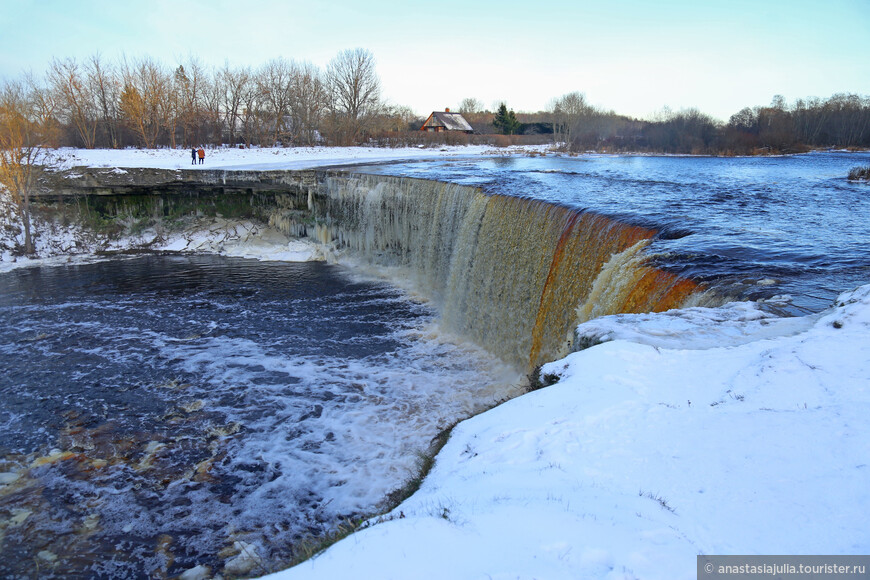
[197,146,205,165]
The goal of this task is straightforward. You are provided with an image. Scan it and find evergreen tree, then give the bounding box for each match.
[493,103,521,135]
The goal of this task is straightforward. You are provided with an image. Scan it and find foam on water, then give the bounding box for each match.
[0,255,522,577]
[286,174,702,370]
[357,151,870,314]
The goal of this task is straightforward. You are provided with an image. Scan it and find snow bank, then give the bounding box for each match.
[141,219,324,262]
[47,144,548,172]
[4,144,547,268]
[266,286,870,580]
[0,218,323,273]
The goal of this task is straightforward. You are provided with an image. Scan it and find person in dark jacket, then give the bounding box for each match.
[190,147,196,165]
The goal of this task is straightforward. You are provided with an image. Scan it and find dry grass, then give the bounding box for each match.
[848,166,870,181]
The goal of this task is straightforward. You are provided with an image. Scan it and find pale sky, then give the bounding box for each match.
[1,0,868,122]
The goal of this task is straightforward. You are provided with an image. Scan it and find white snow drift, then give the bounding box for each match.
[267,286,870,580]
[2,146,866,578]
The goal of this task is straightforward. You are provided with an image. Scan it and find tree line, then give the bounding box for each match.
[2,47,868,154]
[546,91,870,154]
[2,48,407,150]
[444,92,870,154]
[2,48,870,257]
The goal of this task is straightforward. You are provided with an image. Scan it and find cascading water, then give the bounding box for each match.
[0,256,524,578]
[273,174,701,370]
[6,153,867,578]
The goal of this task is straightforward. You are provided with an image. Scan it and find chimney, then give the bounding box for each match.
[445,107,450,112]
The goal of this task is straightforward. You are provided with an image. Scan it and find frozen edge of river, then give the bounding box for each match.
[264,284,870,580]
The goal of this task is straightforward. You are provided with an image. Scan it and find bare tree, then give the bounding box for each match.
[827,93,870,146]
[240,79,263,147]
[386,104,417,132]
[258,57,294,146]
[48,57,98,148]
[120,57,171,148]
[218,63,252,145]
[164,57,214,147]
[174,64,193,145]
[550,91,591,146]
[164,65,187,148]
[792,97,826,145]
[728,107,758,133]
[24,72,63,148]
[0,81,44,254]
[86,54,121,148]
[288,61,326,146]
[201,71,224,145]
[756,96,793,150]
[325,48,382,144]
[458,97,483,114]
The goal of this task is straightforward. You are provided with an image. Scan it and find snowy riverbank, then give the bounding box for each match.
[3,146,868,578]
[0,216,325,273]
[264,285,870,580]
[1,144,547,269]
[47,143,548,172]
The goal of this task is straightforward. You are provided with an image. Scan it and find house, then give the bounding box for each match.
[420,108,473,133]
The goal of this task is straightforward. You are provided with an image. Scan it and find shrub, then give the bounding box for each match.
[848,166,870,181]
[527,366,560,391]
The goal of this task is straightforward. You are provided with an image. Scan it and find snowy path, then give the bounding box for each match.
[47,144,547,172]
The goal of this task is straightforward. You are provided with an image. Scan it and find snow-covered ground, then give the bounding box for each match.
[265,286,870,580]
[2,144,547,269]
[48,143,547,172]
[0,216,325,273]
[3,146,868,578]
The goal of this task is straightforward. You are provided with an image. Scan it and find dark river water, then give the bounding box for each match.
[358,151,870,313]
[0,256,520,578]
[0,151,868,577]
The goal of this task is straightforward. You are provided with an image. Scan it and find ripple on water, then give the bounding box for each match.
[0,255,522,577]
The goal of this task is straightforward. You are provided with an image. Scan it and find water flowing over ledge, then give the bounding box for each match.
[272,174,701,369]
[10,155,868,578]
[28,167,705,370]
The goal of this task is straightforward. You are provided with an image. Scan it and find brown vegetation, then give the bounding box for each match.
[0,81,44,254]
[0,50,867,155]
[548,92,870,155]
[848,166,870,181]
[0,50,411,150]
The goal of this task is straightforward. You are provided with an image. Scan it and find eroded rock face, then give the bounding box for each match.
[29,167,325,248]
[4,165,346,262]
[37,166,321,199]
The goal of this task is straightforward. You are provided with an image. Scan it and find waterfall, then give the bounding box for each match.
[274,173,700,370]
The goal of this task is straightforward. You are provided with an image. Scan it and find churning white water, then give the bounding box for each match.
[3,151,868,577]
[0,256,522,577]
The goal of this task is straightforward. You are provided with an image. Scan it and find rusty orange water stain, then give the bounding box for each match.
[528,207,674,369]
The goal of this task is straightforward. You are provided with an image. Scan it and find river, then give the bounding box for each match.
[0,151,868,577]
[0,256,520,577]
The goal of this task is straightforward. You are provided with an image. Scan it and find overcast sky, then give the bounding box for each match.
[1,0,868,122]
